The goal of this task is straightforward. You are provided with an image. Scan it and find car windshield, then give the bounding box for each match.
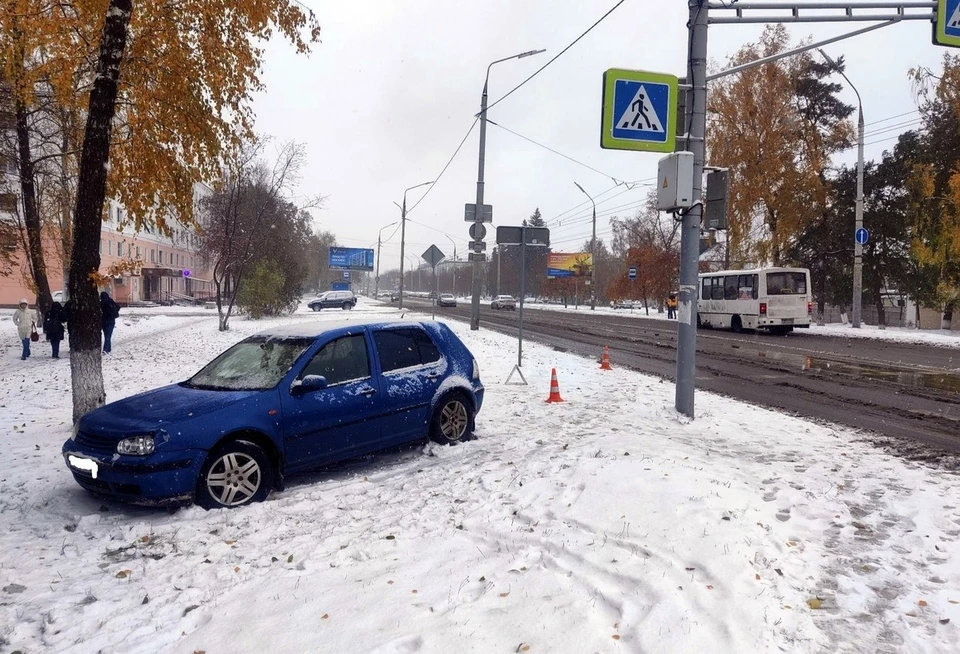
[186,335,313,390]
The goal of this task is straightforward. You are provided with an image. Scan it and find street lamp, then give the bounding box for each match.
[820,49,864,329]
[470,48,546,331]
[574,181,597,310]
[396,181,433,310]
[445,235,457,295]
[375,221,398,299]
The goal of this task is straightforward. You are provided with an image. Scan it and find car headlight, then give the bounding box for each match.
[117,435,155,456]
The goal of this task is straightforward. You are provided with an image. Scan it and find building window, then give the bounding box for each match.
[136,246,140,258]
[99,240,103,254]
[159,250,163,264]
[150,249,156,263]
[117,242,122,257]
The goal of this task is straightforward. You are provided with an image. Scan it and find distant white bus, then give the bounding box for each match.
[697,267,812,334]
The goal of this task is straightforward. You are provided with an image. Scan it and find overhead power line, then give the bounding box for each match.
[407,117,479,215]
[486,0,628,112]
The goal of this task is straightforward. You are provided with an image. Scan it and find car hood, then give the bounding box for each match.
[78,383,262,437]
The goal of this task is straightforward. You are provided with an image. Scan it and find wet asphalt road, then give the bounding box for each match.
[404,299,960,464]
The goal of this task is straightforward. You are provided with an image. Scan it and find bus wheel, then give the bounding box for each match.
[731,316,743,333]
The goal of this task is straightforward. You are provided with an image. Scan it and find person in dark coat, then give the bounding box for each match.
[43,301,67,359]
[100,291,120,353]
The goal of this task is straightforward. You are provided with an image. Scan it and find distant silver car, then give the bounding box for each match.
[491,295,516,311]
[437,293,457,307]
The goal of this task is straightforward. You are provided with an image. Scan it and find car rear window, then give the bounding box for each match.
[374,328,441,373]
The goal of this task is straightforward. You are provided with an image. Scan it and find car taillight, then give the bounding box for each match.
[759,302,767,316]
[807,301,813,315]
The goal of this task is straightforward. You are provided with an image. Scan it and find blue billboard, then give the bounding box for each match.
[331,281,350,291]
[328,247,375,271]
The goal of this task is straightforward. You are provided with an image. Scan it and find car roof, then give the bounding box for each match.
[252,318,437,339]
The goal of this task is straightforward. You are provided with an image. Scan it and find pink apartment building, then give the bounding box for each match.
[1,183,214,307]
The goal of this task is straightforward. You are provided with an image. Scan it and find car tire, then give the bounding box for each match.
[312,305,320,312]
[196,440,274,509]
[342,302,352,310]
[430,392,474,444]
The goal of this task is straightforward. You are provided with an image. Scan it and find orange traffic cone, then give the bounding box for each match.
[545,368,565,403]
[600,345,613,370]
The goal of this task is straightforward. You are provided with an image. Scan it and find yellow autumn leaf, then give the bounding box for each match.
[918,600,928,607]
[806,598,823,610]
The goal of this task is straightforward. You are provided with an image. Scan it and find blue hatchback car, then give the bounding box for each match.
[62,319,484,508]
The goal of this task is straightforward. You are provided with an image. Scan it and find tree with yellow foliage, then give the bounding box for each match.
[2,0,322,420]
[908,53,960,329]
[707,25,853,267]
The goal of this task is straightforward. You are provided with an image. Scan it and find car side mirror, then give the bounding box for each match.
[292,374,328,394]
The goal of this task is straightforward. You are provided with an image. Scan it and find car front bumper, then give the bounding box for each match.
[62,443,207,506]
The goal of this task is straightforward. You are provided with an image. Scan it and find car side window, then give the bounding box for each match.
[374,328,439,373]
[299,334,370,386]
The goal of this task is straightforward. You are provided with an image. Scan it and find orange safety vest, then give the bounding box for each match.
[667,297,678,308]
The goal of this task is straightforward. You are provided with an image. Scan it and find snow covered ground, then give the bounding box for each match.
[1,301,958,653]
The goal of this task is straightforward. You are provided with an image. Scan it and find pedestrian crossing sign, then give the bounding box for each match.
[601,68,678,153]
[936,0,960,48]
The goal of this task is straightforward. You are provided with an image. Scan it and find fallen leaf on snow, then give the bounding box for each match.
[755,574,761,580]
[949,600,959,605]
[706,585,714,590]
[322,613,329,619]
[941,618,951,625]
[115,570,131,579]
[612,634,621,640]
[233,566,240,573]
[806,598,823,610]
[500,592,510,597]
[918,600,928,607]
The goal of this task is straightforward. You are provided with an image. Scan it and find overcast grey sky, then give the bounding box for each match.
[251,0,945,274]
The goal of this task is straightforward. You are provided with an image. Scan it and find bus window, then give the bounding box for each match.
[738,274,758,300]
[724,276,738,300]
[701,278,710,300]
[766,271,807,295]
[711,279,724,300]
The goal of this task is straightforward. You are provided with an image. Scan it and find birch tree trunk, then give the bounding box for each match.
[68,0,133,423]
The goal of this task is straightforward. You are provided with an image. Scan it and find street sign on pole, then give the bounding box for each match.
[421,245,445,268]
[469,222,487,240]
[601,68,678,153]
[855,227,869,245]
[464,203,493,223]
[628,266,637,280]
[935,0,960,47]
[343,271,350,279]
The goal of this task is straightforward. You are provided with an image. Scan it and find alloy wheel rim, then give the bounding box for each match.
[206,452,261,506]
[440,401,468,441]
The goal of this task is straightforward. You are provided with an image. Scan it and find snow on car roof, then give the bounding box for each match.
[253,317,433,339]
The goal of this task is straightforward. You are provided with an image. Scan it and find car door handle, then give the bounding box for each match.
[359,386,377,396]
[426,372,442,380]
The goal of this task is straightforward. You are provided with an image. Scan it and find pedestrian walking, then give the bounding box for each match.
[100,291,120,353]
[43,300,68,359]
[666,293,678,320]
[12,298,39,360]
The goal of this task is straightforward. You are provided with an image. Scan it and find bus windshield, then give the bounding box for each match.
[765,272,807,296]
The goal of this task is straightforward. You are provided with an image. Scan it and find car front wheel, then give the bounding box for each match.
[430,393,474,444]
[311,305,320,312]
[197,440,274,509]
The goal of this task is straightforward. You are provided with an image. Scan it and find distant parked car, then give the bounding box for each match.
[437,293,457,308]
[491,295,516,311]
[62,319,485,508]
[308,290,356,311]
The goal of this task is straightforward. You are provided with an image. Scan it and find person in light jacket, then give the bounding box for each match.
[12,298,39,360]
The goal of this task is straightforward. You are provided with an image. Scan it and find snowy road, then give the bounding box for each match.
[405,299,960,459]
[0,303,958,653]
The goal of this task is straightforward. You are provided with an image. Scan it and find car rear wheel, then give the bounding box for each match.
[342,302,352,310]
[197,440,273,509]
[430,393,473,444]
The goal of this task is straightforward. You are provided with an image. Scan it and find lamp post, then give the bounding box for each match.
[396,181,433,310]
[375,221,398,299]
[445,235,457,295]
[819,49,864,329]
[470,48,546,330]
[574,182,597,310]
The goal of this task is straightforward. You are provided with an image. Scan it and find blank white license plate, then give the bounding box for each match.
[781,318,794,324]
[68,455,99,479]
